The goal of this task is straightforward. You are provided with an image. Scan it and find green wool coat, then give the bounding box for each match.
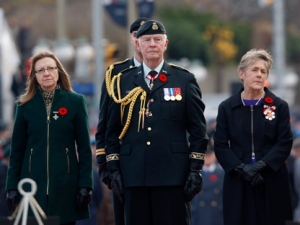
[6,88,93,224]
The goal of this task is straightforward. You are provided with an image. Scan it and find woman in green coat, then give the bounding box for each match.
[6,51,93,225]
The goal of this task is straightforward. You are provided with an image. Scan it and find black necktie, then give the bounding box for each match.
[147,70,158,90]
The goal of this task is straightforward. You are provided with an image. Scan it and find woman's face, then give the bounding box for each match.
[239,59,268,92]
[35,57,59,92]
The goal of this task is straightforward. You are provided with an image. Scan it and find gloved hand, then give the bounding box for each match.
[98,163,111,189]
[241,160,267,182]
[102,169,112,190]
[232,163,246,179]
[6,189,20,212]
[183,163,203,202]
[76,187,92,210]
[98,162,106,175]
[109,167,124,204]
[250,173,264,187]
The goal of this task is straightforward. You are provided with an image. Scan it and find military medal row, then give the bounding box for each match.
[163,87,182,101]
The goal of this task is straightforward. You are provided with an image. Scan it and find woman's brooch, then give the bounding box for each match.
[53,107,68,120]
[263,97,275,121]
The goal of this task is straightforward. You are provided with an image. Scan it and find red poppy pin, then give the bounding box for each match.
[264,97,273,104]
[159,74,167,82]
[209,174,217,182]
[58,107,68,116]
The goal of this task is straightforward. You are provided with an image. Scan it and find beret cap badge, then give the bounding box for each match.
[136,20,167,38]
[152,22,158,30]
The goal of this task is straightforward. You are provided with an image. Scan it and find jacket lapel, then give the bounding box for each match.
[133,62,170,94]
[134,66,150,93]
[150,62,170,93]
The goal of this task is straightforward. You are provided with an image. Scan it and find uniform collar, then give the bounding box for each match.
[133,57,141,67]
[142,60,164,79]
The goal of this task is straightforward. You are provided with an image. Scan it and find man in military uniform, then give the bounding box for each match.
[95,17,149,225]
[105,20,208,225]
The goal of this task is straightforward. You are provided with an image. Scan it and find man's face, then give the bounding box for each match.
[136,34,168,61]
[130,31,139,53]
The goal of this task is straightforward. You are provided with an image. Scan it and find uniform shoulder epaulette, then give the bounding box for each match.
[106,65,137,97]
[169,63,191,73]
[105,58,131,73]
[119,65,137,74]
[111,58,131,67]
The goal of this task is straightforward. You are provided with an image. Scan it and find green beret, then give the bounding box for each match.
[136,20,166,38]
[130,17,149,33]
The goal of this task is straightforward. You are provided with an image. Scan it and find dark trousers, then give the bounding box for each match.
[124,186,189,225]
[61,222,75,225]
[113,192,125,225]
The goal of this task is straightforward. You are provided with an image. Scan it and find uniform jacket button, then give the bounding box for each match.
[211,201,217,207]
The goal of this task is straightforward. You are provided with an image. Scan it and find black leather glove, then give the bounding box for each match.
[242,160,267,182]
[6,189,20,212]
[183,163,203,202]
[102,169,112,190]
[76,187,92,210]
[250,173,264,187]
[108,167,124,204]
[232,163,246,179]
[98,163,111,189]
[98,162,106,175]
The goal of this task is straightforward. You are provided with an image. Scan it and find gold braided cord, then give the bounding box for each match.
[138,92,147,132]
[105,64,115,96]
[119,90,144,139]
[110,72,147,140]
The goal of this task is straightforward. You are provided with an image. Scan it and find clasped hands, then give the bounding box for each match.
[234,160,267,187]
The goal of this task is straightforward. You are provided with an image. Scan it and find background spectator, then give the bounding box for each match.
[191,148,224,225]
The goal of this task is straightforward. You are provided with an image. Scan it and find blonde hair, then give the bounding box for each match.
[237,49,273,75]
[18,51,73,105]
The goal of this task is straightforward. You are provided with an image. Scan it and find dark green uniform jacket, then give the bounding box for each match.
[6,88,93,224]
[106,62,208,187]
